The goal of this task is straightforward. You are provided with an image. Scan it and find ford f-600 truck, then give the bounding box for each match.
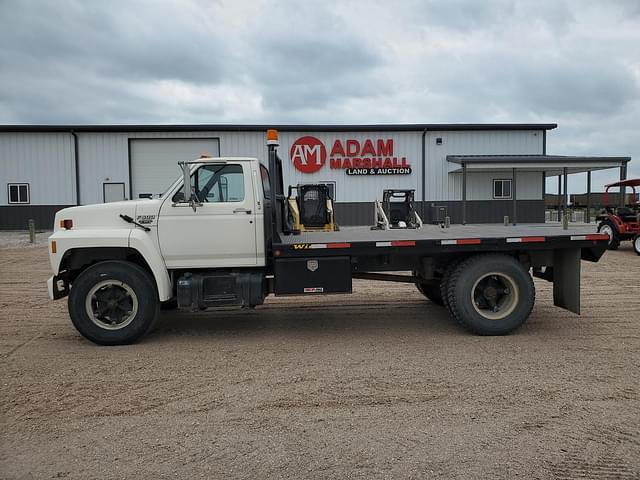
[47,130,609,345]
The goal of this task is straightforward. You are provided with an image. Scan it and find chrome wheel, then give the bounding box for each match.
[85,280,139,330]
[471,272,519,320]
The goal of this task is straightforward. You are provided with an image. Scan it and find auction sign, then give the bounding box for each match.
[290,136,411,176]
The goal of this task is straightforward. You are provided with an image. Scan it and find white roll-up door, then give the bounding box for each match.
[130,138,220,199]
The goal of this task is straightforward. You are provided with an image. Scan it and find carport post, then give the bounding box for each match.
[620,163,628,207]
[462,162,467,225]
[563,167,569,228]
[586,170,591,223]
[557,175,562,216]
[512,167,517,225]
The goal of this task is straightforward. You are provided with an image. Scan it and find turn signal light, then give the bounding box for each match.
[51,240,57,254]
[60,219,73,229]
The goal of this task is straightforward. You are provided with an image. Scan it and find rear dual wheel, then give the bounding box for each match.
[415,281,444,306]
[446,254,535,335]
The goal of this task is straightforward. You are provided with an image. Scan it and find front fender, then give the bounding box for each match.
[128,229,172,301]
[48,228,173,302]
[49,229,129,274]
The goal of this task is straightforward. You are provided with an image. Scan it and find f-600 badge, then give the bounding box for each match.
[136,215,156,225]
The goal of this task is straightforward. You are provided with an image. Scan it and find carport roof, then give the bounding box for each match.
[447,154,631,176]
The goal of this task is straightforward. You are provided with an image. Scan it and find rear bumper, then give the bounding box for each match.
[47,275,69,300]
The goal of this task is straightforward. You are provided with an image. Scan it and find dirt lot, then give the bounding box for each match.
[1,241,639,479]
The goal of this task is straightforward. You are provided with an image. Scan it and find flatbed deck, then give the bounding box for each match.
[275,223,609,260]
[279,223,599,244]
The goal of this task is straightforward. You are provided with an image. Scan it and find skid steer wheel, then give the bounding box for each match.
[598,221,620,250]
[447,254,535,335]
[68,260,158,345]
[633,235,640,256]
[414,279,444,306]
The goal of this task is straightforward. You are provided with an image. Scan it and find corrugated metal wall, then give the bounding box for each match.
[0,128,548,227]
[427,130,544,201]
[0,132,75,205]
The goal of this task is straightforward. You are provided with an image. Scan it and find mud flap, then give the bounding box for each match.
[552,248,581,314]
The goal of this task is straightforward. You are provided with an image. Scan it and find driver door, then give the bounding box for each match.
[158,162,258,268]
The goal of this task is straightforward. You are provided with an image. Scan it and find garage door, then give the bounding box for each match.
[130,138,220,199]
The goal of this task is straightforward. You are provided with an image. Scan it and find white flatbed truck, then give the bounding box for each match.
[47,130,610,345]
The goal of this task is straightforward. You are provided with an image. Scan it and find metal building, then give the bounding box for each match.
[0,124,631,229]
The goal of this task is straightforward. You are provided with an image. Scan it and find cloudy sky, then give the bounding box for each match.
[1,0,638,192]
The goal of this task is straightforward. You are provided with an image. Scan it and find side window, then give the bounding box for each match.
[176,164,245,203]
[8,183,30,204]
[260,165,271,200]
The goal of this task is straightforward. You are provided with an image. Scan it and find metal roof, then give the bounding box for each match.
[447,154,631,176]
[447,154,631,164]
[0,123,558,133]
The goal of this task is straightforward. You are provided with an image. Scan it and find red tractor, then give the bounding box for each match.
[596,178,640,255]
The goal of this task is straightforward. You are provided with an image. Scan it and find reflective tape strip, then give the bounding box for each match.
[571,234,609,241]
[507,236,545,243]
[375,240,416,247]
[457,238,481,245]
[309,242,351,249]
[327,242,351,249]
[441,239,481,245]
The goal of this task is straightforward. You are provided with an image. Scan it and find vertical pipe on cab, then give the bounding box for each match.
[420,128,428,222]
[462,162,467,225]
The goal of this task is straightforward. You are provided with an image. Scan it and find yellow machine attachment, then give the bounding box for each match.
[286,184,339,233]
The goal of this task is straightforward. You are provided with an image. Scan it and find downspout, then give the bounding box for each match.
[421,128,428,220]
[71,130,80,205]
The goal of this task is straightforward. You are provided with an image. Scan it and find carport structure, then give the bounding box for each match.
[447,155,632,225]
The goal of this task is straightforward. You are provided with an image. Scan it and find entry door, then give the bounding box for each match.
[158,162,258,268]
[103,182,126,202]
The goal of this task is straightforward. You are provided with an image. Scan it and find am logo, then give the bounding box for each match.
[290,136,326,173]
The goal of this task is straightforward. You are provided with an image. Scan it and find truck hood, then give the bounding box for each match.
[52,199,163,231]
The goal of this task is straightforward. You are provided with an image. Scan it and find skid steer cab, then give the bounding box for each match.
[285,184,339,234]
[372,189,423,230]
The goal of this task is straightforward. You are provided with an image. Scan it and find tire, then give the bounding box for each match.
[446,254,535,336]
[440,259,463,313]
[633,235,640,256]
[415,281,444,306]
[68,260,159,345]
[598,221,620,250]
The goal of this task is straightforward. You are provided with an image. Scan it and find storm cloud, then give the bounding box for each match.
[0,0,638,190]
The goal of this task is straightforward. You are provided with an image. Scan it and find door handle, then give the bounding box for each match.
[233,208,252,214]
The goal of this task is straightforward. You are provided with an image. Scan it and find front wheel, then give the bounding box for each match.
[633,235,640,256]
[598,221,620,250]
[68,261,158,345]
[446,254,535,335]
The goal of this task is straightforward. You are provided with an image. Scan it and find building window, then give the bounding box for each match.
[493,179,512,199]
[8,183,30,204]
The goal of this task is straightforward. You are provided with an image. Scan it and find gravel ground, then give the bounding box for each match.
[0,243,638,479]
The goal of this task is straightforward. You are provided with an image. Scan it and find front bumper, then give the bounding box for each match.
[47,275,69,300]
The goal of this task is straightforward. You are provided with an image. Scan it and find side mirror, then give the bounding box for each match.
[173,162,201,212]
